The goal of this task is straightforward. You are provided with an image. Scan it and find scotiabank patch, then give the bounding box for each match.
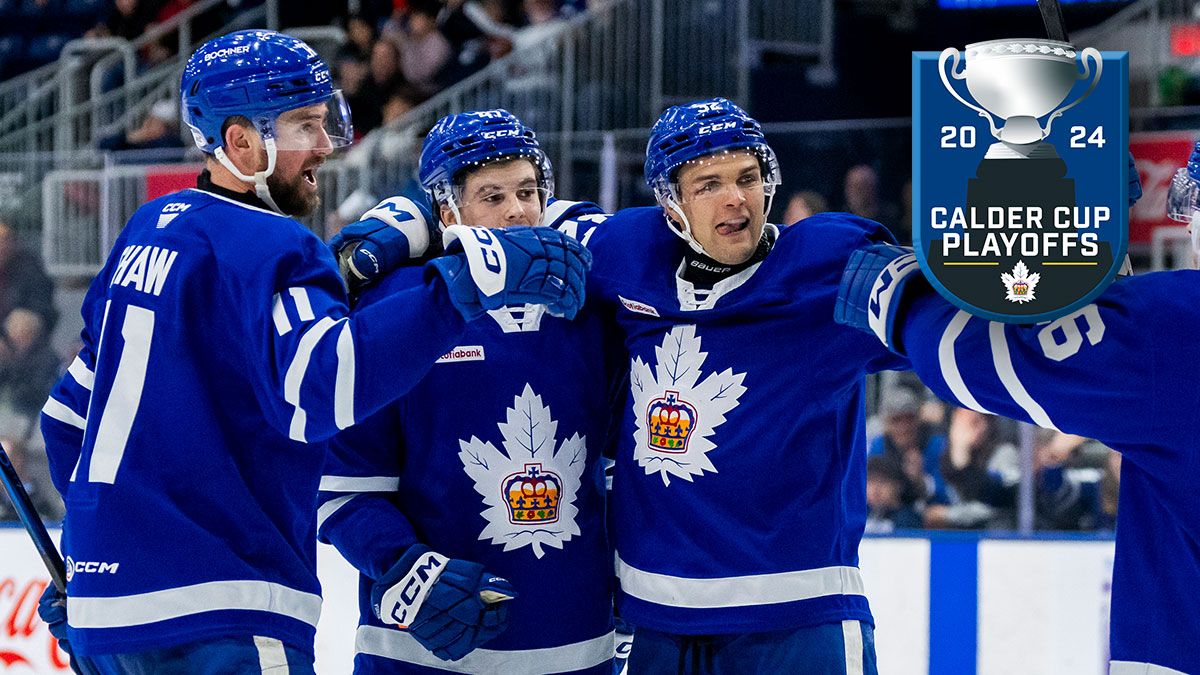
[437,345,486,364]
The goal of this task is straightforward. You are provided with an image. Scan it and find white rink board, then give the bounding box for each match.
[977,539,1114,675]
[0,528,1118,674]
[860,537,931,675]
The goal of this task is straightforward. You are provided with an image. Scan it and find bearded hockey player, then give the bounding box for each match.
[35,33,588,673]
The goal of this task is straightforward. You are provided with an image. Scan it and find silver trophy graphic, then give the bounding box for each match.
[939,39,1101,158]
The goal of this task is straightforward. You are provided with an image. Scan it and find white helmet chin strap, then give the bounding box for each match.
[663,192,713,257]
[214,136,284,215]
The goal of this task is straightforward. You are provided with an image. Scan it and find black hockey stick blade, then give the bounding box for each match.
[1037,0,1070,42]
[0,443,67,591]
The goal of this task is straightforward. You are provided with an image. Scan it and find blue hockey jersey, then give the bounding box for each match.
[317,200,622,674]
[898,273,1200,675]
[584,207,909,635]
[39,188,470,657]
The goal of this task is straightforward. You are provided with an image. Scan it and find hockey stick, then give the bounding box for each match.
[0,443,66,591]
[1037,0,1070,42]
[0,444,102,675]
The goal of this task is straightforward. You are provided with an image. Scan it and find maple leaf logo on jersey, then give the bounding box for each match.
[1001,260,1040,304]
[459,384,586,558]
[631,325,747,486]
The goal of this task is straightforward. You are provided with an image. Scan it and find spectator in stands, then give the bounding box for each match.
[97,99,185,155]
[385,1,452,96]
[339,14,377,63]
[782,190,827,224]
[0,435,62,522]
[924,408,1019,529]
[865,455,922,533]
[0,308,61,441]
[869,386,947,505]
[842,164,899,234]
[86,0,153,40]
[1036,431,1120,531]
[359,38,407,135]
[0,219,55,334]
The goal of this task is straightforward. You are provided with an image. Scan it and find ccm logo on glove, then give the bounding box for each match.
[377,550,450,628]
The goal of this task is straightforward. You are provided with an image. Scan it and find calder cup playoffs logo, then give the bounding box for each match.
[913,40,1129,322]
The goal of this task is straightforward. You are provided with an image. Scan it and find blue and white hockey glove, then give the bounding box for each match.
[834,244,927,354]
[428,225,592,322]
[331,196,435,290]
[38,583,71,653]
[371,544,516,662]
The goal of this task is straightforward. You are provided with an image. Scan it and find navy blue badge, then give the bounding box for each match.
[913,42,1128,323]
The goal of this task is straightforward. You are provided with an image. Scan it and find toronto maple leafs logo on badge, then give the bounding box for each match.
[459,384,585,558]
[631,325,746,486]
[1001,260,1040,303]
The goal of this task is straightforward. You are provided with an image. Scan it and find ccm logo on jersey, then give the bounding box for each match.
[64,556,120,582]
[377,551,448,628]
[618,295,660,317]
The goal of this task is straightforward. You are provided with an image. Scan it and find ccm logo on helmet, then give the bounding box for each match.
[698,121,737,135]
[204,45,251,62]
[479,129,518,140]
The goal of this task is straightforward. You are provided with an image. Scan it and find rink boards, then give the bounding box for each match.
[0,528,1115,674]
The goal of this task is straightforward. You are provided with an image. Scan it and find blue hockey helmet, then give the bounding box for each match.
[181,30,353,155]
[418,109,553,224]
[644,98,780,202]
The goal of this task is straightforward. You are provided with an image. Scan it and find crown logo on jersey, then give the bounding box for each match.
[647,390,697,454]
[503,463,562,524]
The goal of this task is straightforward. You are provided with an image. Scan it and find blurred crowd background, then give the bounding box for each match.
[0,0,1174,531]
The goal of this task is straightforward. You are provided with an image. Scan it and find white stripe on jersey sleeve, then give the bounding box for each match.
[284,316,340,442]
[67,356,95,391]
[289,287,315,322]
[989,322,1059,431]
[42,396,86,430]
[543,200,579,229]
[271,294,292,336]
[317,494,356,531]
[319,475,401,493]
[938,311,994,415]
[334,322,355,430]
[69,579,321,629]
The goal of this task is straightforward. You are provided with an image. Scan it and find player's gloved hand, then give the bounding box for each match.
[38,583,72,655]
[834,244,927,354]
[371,544,516,662]
[428,225,591,322]
[331,196,435,291]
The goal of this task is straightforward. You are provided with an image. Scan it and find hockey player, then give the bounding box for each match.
[580,99,906,673]
[333,98,908,673]
[34,33,590,673]
[832,158,1200,674]
[317,110,622,673]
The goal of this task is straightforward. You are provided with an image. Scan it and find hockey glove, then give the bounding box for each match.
[331,196,435,291]
[428,225,592,322]
[371,544,516,662]
[38,583,71,654]
[834,244,927,355]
